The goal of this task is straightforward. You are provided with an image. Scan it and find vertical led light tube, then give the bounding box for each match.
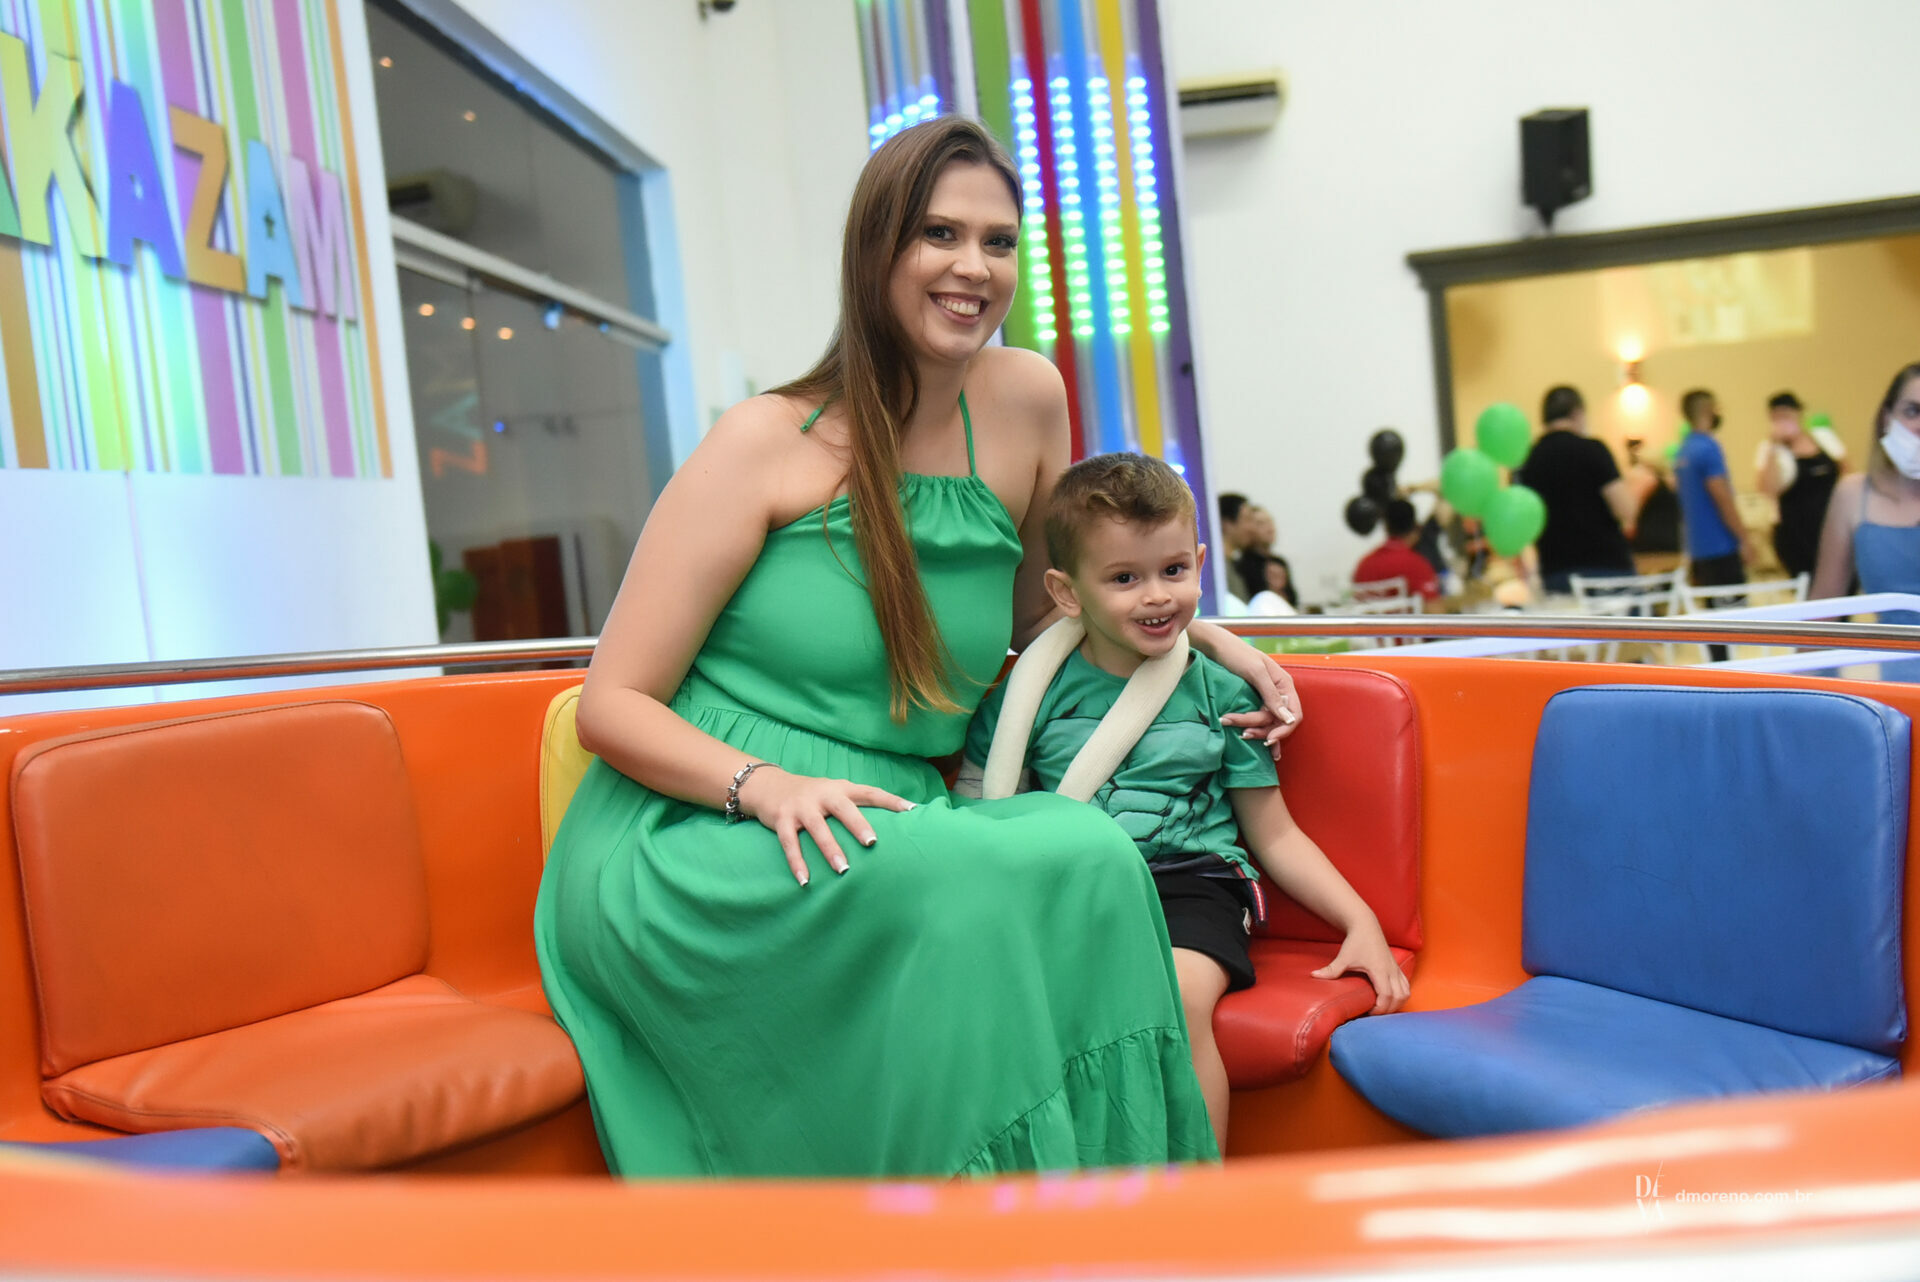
[1087,75,1129,340]
[1049,73,1092,344]
[1010,76,1057,344]
[1125,69,1168,336]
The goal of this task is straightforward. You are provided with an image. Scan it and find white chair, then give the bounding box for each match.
[1345,579,1422,648]
[1674,573,1812,664]
[1568,570,1685,664]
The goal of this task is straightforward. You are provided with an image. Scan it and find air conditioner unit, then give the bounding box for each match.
[1177,72,1285,139]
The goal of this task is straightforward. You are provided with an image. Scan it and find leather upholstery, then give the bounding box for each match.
[1332,976,1901,1138]
[540,684,594,860]
[1333,685,1911,1138]
[42,975,583,1172]
[1524,686,1909,1054]
[1215,665,1423,1088]
[1256,666,1422,950]
[12,702,430,1076]
[10,698,586,1171]
[1216,939,1416,1089]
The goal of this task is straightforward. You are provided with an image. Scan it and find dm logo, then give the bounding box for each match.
[1634,1163,1666,1224]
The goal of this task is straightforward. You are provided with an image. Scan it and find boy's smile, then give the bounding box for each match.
[1047,517,1206,677]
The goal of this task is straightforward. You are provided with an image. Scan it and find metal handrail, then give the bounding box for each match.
[1,614,1918,696]
[0,638,597,696]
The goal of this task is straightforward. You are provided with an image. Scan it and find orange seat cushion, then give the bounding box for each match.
[1216,940,1419,1089]
[42,975,584,1172]
[11,702,429,1075]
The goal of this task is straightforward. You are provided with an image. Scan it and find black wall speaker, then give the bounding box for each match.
[1520,108,1590,229]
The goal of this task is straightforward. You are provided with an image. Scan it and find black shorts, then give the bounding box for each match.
[1155,871,1256,993]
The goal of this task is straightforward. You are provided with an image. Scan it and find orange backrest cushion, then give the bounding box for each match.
[1258,666,1423,951]
[11,701,430,1076]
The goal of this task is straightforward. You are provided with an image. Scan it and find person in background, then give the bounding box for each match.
[1242,552,1299,615]
[1813,361,1920,676]
[1353,499,1441,603]
[1245,505,1278,558]
[1756,391,1844,579]
[1515,386,1636,594]
[1623,437,1683,574]
[1217,493,1255,600]
[1673,388,1755,661]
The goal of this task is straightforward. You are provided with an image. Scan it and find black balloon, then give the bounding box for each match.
[1369,427,1406,472]
[1361,466,1395,504]
[1344,495,1381,536]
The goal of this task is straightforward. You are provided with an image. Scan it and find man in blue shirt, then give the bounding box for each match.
[1674,388,1755,659]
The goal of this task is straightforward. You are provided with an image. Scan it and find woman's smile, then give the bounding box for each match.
[932,293,987,323]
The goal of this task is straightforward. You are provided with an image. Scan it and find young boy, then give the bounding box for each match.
[957,453,1409,1148]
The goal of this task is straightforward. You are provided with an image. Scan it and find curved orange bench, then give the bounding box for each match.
[7,696,585,1171]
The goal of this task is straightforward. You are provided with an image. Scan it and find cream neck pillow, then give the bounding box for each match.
[980,617,1190,803]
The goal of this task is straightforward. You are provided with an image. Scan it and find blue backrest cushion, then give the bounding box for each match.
[1523,685,1909,1054]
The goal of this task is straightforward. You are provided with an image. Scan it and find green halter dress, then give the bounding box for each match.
[534,398,1216,1177]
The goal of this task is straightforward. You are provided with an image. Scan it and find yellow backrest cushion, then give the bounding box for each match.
[539,684,597,860]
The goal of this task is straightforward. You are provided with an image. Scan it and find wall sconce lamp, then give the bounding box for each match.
[1619,358,1650,415]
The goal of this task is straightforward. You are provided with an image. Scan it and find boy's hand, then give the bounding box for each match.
[1311,928,1411,1014]
[1188,622,1303,759]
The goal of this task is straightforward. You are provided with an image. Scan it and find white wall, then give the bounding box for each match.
[1166,0,1920,603]
[443,0,870,425]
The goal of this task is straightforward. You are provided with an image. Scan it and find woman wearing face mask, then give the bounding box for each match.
[1812,362,1920,676]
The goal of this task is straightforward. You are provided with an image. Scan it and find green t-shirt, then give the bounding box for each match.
[963,649,1278,877]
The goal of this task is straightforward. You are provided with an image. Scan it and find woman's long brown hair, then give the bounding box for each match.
[771,118,1021,722]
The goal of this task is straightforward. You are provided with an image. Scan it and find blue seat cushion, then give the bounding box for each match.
[1331,977,1901,1139]
[0,1126,279,1173]
[1525,686,1909,1054]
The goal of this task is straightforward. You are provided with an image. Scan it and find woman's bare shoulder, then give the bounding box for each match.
[699,393,817,457]
[969,347,1068,448]
[975,345,1066,407]
[664,394,825,520]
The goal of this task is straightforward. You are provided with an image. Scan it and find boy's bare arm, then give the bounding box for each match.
[1230,784,1410,1013]
[1229,785,1377,936]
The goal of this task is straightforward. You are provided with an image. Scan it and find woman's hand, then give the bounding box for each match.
[1312,928,1411,1015]
[1189,620,1303,758]
[736,767,915,886]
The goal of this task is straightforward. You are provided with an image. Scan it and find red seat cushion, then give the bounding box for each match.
[1257,666,1421,950]
[42,975,584,1172]
[1217,940,1419,1089]
[1217,665,1422,1088]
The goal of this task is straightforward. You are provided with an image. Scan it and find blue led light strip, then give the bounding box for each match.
[1087,74,1129,338]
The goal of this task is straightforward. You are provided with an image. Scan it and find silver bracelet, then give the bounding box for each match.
[724,760,777,823]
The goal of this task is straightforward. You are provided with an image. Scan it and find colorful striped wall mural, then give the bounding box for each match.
[0,0,387,478]
[856,0,1213,557]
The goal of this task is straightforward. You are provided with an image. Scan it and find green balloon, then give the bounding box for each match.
[1440,447,1501,518]
[1475,402,1533,468]
[1483,483,1547,557]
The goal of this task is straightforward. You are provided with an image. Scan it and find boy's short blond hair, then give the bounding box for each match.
[1046,452,1197,573]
